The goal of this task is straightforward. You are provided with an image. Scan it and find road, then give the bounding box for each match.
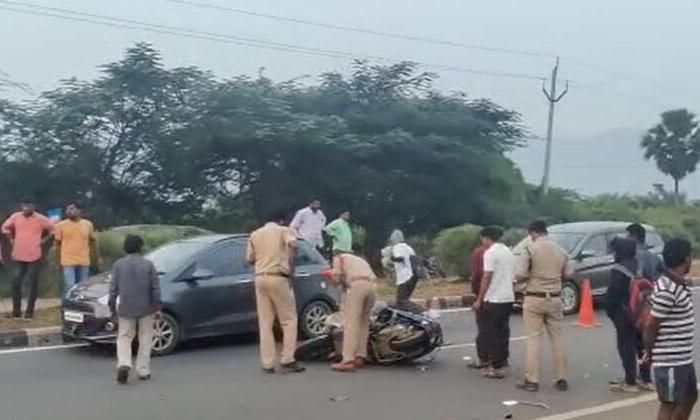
[1,295,699,420]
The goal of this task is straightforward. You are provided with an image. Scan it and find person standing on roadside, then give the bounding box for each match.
[467,241,489,369]
[108,235,161,385]
[1,201,53,319]
[472,226,514,379]
[645,239,697,420]
[515,220,570,392]
[627,223,665,281]
[247,210,305,374]
[55,203,102,297]
[605,237,652,393]
[329,252,378,372]
[388,229,419,311]
[290,197,326,251]
[323,209,352,254]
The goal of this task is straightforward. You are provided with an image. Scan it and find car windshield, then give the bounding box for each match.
[548,232,585,255]
[146,241,210,274]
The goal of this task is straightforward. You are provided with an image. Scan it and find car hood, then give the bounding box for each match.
[72,272,111,300]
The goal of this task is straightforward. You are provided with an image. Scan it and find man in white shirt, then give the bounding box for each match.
[473,226,515,379]
[289,198,326,250]
[389,230,419,311]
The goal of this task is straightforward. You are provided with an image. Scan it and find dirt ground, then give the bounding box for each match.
[0,307,61,331]
[376,277,469,301]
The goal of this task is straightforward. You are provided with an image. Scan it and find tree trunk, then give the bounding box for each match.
[674,177,680,204]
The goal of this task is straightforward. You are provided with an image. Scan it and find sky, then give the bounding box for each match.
[1,0,699,195]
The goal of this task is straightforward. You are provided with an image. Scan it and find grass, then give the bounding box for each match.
[0,307,61,331]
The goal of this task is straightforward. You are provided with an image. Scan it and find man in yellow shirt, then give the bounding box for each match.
[55,204,101,297]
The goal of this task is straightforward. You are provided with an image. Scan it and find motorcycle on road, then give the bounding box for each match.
[295,305,443,365]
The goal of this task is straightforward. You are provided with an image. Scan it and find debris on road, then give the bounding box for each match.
[329,395,349,402]
[462,356,472,362]
[502,400,550,410]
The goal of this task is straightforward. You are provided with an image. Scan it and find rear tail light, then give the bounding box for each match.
[320,268,333,280]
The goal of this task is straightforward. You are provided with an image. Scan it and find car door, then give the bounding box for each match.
[226,240,257,334]
[575,234,613,293]
[181,243,240,337]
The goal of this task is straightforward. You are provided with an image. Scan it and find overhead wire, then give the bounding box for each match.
[0,1,545,82]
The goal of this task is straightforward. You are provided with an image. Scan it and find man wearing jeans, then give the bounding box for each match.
[472,226,514,378]
[1,201,53,319]
[55,203,101,297]
[108,235,161,385]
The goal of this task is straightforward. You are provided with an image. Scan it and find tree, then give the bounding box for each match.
[641,109,700,195]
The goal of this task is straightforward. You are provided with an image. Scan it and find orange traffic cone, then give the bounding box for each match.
[572,279,599,328]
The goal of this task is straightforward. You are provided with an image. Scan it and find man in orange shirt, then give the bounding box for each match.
[55,203,101,297]
[1,201,53,319]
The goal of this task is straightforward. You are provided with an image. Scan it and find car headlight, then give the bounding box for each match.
[97,294,109,306]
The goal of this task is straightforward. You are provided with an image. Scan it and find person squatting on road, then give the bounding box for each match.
[388,229,420,311]
[247,210,305,374]
[329,252,378,372]
[1,200,53,319]
[645,239,697,420]
[54,203,101,298]
[290,197,326,251]
[515,220,570,392]
[605,237,652,393]
[471,226,515,379]
[108,234,161,385]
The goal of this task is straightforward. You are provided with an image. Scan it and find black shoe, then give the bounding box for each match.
[138,374,151,381]
[516,380,539,392]
[280,361,306,373]
[262,367,275,374]
[117,366,130,385]
[555,379,569,391]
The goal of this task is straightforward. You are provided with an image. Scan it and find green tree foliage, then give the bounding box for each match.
[641,109,700,195]
[0,44,532,254]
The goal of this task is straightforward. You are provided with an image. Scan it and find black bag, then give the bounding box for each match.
[410,254,428,279]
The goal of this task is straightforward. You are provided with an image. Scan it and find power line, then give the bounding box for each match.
[0,1,545,83]
[151,0,698,101]
[569,80,676,109]
[151,0,558,59]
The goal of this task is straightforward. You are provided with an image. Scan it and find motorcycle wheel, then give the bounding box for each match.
[389,330,428,352]
[294,335,335,362]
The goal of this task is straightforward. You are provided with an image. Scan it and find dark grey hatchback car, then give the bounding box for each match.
[62,234,340,355]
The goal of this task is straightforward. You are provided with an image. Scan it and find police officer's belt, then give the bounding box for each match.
[255,272,290,278]
[525,291,560,298]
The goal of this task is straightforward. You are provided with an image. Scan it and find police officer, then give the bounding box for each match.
[515,220,570,392]
[329,252,378,372]
[246,209,305,374]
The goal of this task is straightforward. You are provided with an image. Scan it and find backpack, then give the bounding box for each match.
[410,254,428,280]
[614,264,655,329]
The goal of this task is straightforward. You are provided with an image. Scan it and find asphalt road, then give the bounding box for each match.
[1,295,699,420]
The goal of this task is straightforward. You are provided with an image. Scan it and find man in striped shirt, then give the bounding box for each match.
[645,239,696,420]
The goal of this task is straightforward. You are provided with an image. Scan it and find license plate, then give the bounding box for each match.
[64,311,85,323]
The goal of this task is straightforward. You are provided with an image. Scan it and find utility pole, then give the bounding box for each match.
[540,57,569,194]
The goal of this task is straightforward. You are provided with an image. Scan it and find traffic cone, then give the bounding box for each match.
[572,279,598,328]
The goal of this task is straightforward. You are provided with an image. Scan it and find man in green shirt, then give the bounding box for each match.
[324,210,353,253]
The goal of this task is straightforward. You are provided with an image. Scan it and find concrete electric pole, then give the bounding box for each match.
[540,57,569,194]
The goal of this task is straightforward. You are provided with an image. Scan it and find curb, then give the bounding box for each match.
[400,294,475,311]
[0,326,63,350]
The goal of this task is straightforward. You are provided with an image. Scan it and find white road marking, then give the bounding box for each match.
[434,307,472,314]
[0,343,88,356]
[440,335,528,350]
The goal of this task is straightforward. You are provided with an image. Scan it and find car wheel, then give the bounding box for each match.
[300,300,332,339]
[151,313,180,357]
[560,281,580,315]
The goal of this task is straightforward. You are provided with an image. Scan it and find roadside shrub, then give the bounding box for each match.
[432,224,482,279]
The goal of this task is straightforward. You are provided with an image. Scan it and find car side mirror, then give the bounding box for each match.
[190,268,215,281]
[578,249,596,260]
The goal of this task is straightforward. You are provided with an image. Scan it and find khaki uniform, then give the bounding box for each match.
[332,253,378,361]
[515,236,570,384]
[247,222,298,369]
